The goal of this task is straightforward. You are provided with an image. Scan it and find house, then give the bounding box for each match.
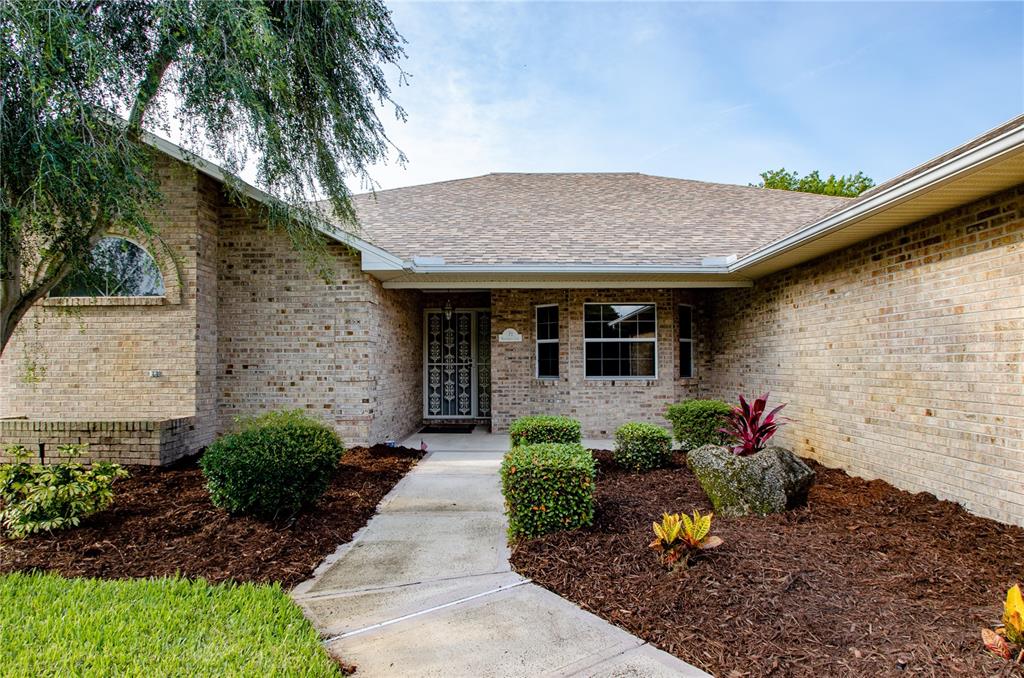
[1,116,1022,526]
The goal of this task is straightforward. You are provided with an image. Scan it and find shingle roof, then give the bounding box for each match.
[333,173,848,267]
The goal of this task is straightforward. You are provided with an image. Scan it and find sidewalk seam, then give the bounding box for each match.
[294,569,519,600]
[321,578,532,644]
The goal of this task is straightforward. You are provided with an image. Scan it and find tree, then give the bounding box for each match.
[0,0,406,354]
[754,168,875,197]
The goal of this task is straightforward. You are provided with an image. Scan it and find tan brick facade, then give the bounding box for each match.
[1,156,209,464]
[214,206,421,446]
[0,418,196,466]
[490,289,705,436]
[1,148,1020,529]
[704,185,1024,526]
[0,154,424,462]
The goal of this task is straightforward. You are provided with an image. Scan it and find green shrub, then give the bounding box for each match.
[500,443,595,539]
[613,422,673,471]
[664,399,732,450]
[0,444,129,539]
[508,415,581,447]
[199,410,344,520]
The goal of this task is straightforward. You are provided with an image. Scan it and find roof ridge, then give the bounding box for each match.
[350,171,850,201]
[350,173,495,198]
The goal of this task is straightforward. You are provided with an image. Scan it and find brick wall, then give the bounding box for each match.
[0,152,425,461]
[214,207,422,447]
[0,155,204,465]
[704,185,1024,526]
[490,288,704,436]
[0,417,196,466]
[193,175,221,449]
[367,284,422,444]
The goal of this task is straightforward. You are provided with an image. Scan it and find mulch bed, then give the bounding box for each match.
[511,451,1024,677]
[0,445,422,589]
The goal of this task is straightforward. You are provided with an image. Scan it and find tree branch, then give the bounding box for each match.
[2,20,185,355]
[126,26,183,141]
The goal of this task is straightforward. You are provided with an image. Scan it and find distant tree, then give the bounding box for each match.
[754,169,875,197]
[1,0,406,354]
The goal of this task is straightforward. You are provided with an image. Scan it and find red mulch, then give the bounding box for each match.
[0,445,421,589]
[511,451,1024,677]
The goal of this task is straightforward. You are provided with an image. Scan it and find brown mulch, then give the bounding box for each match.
[511,451,1024,677]
[0,445,422,588]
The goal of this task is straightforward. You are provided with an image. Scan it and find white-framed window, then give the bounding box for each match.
[536,304,559,379]
[583,303,657,379]
[679,304,694,378]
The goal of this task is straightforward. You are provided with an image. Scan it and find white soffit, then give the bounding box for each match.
[733,122,1024,278]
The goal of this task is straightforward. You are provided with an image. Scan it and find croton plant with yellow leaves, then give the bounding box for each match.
[649,509,723,569]
[982,583,1024,663]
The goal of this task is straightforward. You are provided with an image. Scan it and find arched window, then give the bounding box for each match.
[52,237,165,297]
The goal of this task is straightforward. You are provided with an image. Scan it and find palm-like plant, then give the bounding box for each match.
[719,393,787,456]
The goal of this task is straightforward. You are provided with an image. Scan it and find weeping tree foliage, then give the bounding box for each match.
[0,0,406,354]
[755,168,875,197]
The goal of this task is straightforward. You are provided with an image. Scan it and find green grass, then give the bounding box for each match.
[0,572,343,677]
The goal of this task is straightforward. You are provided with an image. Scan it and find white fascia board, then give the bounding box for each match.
[405,263,729,274]
[142,132,409,271]
[382,279,753,290]
[730,122,1024,272]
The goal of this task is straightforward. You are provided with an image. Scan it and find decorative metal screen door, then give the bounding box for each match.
[424,310,491,418]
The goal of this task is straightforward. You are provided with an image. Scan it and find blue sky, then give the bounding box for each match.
[362,1,1023,190]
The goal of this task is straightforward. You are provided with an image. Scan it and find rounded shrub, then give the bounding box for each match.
[664,399,732,450]
[613,422,673,471]
[508,415,581,447]
[200,410,344,520]
[500,443,595,539]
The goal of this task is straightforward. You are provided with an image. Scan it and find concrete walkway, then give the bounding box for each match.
[292,430,709,677]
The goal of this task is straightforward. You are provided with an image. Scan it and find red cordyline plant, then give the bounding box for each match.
[719,393,787,456]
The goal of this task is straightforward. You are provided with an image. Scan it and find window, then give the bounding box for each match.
[536,305,559,378]
[679,305,694,378]
[584,303,657,378]
[51,237,165,297]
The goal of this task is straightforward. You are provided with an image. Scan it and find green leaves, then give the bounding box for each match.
[665,399,733,450]
[199,409,345,520]
[2,0,406,351]
[500,443,595,540]
[613,422,672,472]
[508,416,582,447]
[0,444,129,538]
[754,168,875,197]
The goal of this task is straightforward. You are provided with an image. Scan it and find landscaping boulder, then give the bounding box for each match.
[687,445,815,517]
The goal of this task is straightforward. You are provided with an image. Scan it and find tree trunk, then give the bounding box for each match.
[0,214,103,357]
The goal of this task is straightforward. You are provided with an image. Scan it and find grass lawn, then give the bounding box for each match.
[0,572,343,677]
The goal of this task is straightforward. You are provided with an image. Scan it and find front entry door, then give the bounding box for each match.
[424,309,491,418]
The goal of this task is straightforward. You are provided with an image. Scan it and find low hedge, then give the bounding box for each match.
[500,443,595,539]
[200,410,344,520]
[665,399,732,450]
[508,415,581,447]
[0,444,129,538]
[613,422,673,471]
